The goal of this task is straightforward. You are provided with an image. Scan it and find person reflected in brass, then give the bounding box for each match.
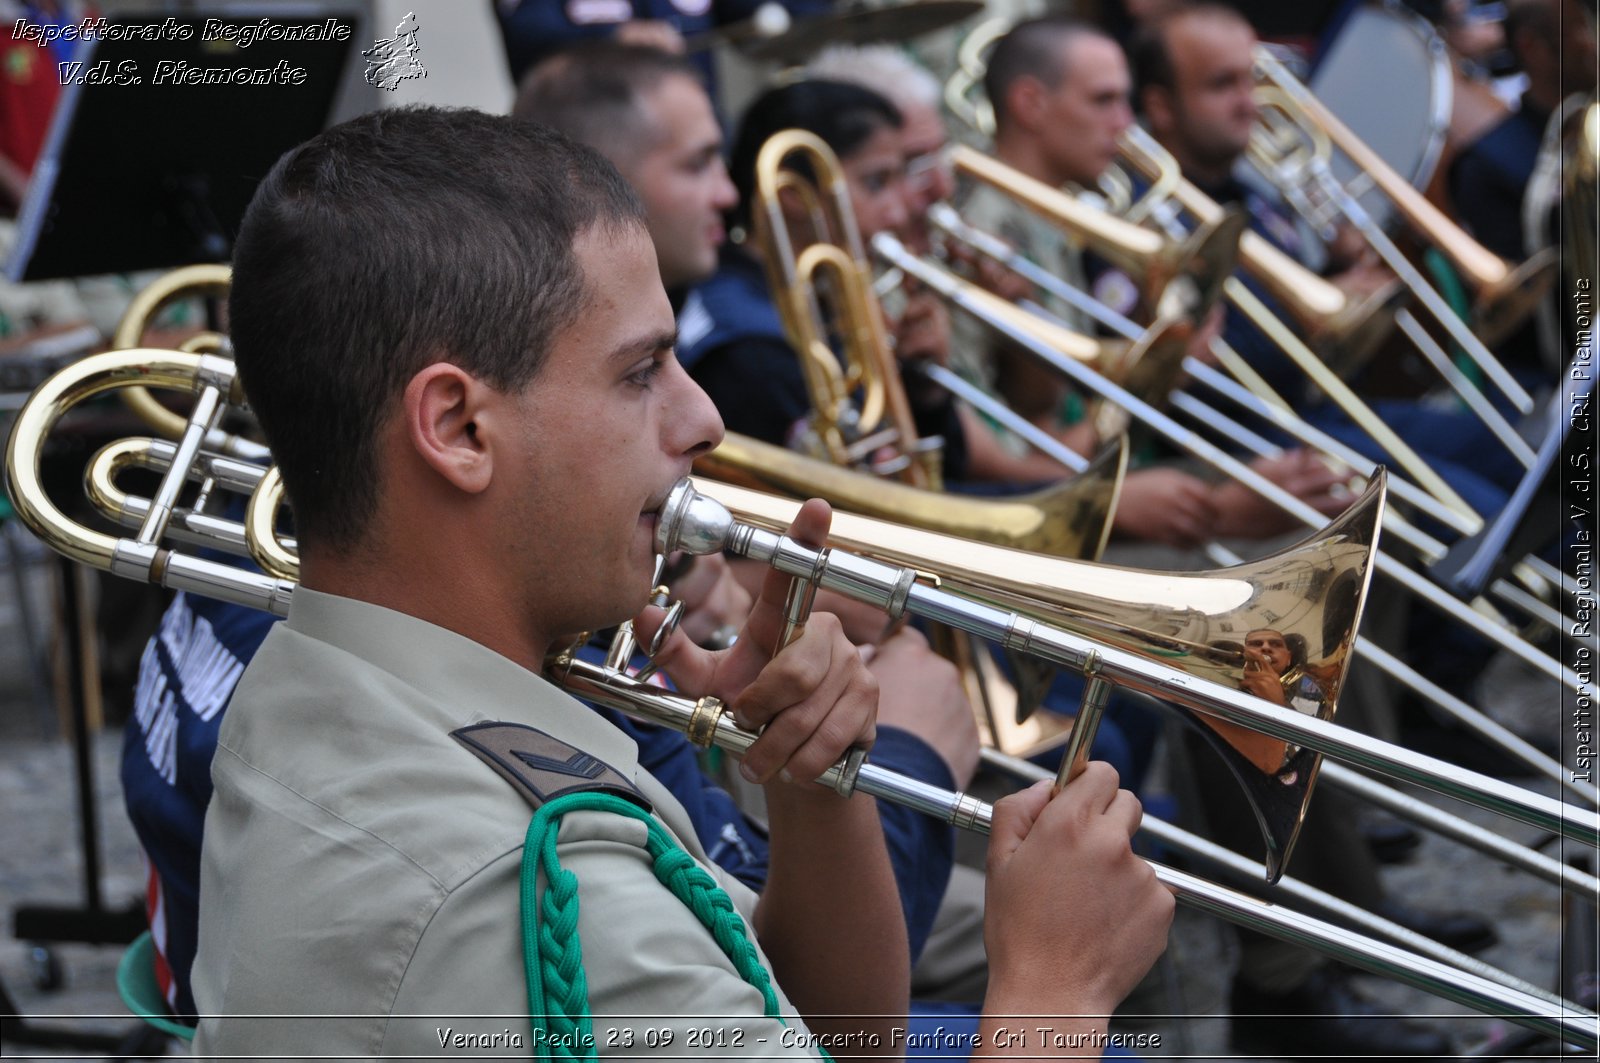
[1241,627,1326,717]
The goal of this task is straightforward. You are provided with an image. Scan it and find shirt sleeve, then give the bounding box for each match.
[868,727,957,963]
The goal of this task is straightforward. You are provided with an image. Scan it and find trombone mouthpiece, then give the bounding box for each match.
[656,480,734,557]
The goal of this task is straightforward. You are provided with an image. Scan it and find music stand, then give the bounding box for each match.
[7,9,357,281]
[1431,373,1593,597]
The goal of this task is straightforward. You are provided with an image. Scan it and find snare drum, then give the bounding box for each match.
[1310,1,1454,228]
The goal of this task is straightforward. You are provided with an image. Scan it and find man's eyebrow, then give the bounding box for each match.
[609,328,679,364]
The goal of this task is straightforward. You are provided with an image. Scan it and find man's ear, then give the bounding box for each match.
[1142,84,1176,138]
[1010,75,1049,132]
[775,183,814,240]
[402,362,496,494]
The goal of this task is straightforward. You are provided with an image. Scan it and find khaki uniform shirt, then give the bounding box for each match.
[949,179,1092,393]
[191,589,820,1059]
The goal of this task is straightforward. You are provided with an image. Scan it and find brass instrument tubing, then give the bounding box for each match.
[1253,49,1536,410]
[1393,311,1538,467]
[913,362,1088,474]
[1223,278,1479,515]
[982,746,1588,985]
[657,482,1596,848]
[1252,60,1534,416]
[924,202,1481,535]
[1168,388,1583,651]
[1317,761,1600,898]
[562,655,1589,1046]
[876,231,1590,697]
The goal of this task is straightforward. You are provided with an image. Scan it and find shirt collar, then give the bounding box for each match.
[284,587,641,767]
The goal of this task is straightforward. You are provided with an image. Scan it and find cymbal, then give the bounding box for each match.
[741,0,984,63]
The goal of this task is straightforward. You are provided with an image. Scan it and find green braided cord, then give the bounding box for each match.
[1424,247,1484,392]
[519,791,787,1060]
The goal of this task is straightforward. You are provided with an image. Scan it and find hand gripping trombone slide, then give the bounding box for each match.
[548,572,1596,1049]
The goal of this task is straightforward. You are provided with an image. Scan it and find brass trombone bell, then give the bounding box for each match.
[678,474,1386,882]
[952,145,1246,326]
[695,430,1125,562]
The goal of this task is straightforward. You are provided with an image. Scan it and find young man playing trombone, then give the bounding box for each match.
[187,106,1174,1055]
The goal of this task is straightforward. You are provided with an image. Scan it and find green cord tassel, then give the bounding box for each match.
[520,791,796,1060]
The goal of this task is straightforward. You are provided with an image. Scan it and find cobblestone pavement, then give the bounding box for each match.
[0,534,1591,1060]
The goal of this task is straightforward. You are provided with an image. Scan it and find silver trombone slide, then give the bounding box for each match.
[926,200,1479,539]
[978,746,1592,970]
[931,199,1558,591]
[551,657,1596,1051]
[1249,49,1536,419]
[874,231,1590,698]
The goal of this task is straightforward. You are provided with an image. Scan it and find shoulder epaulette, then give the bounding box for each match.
[451,722,651,813]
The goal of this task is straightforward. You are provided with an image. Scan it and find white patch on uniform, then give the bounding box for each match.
[1258,205,1302,257]
[678,291,713,350]
[565,0,633,25]
[670,0,713,16]
[1093,270,1141,317]
[132,595,247,787]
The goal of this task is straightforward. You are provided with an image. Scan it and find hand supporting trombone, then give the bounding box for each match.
[563,648,1592,1049]
[872,232,1593,704]
[1248,46,1553,418]
[5,347,1594,1048]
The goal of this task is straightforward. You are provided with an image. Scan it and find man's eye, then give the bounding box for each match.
[629,362,663,386]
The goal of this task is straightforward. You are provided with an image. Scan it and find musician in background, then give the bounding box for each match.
[1131,1,1525,513]
[952,16,1351,544]
[1450,0,1596,269]
[1239,627,1327,716]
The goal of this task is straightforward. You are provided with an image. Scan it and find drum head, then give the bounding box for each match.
[1310,3,1452,228]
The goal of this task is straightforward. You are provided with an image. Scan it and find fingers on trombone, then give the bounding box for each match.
[742,497,833,655]
[731,612,878,785]
[986,779,1056,865]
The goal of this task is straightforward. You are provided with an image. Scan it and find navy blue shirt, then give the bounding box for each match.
[1449,98,1549,262]
[495,0,830,90]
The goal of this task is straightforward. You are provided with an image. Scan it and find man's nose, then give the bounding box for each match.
[711,161,738,212]
[670,366,724,458]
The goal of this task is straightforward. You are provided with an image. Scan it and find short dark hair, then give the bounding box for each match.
[727,79,902,231]
[1503,0,1559,59]
[512,42,703,167]
[1129,2,1254,106]
[230,106,644,552]
[984,16,1107,131]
